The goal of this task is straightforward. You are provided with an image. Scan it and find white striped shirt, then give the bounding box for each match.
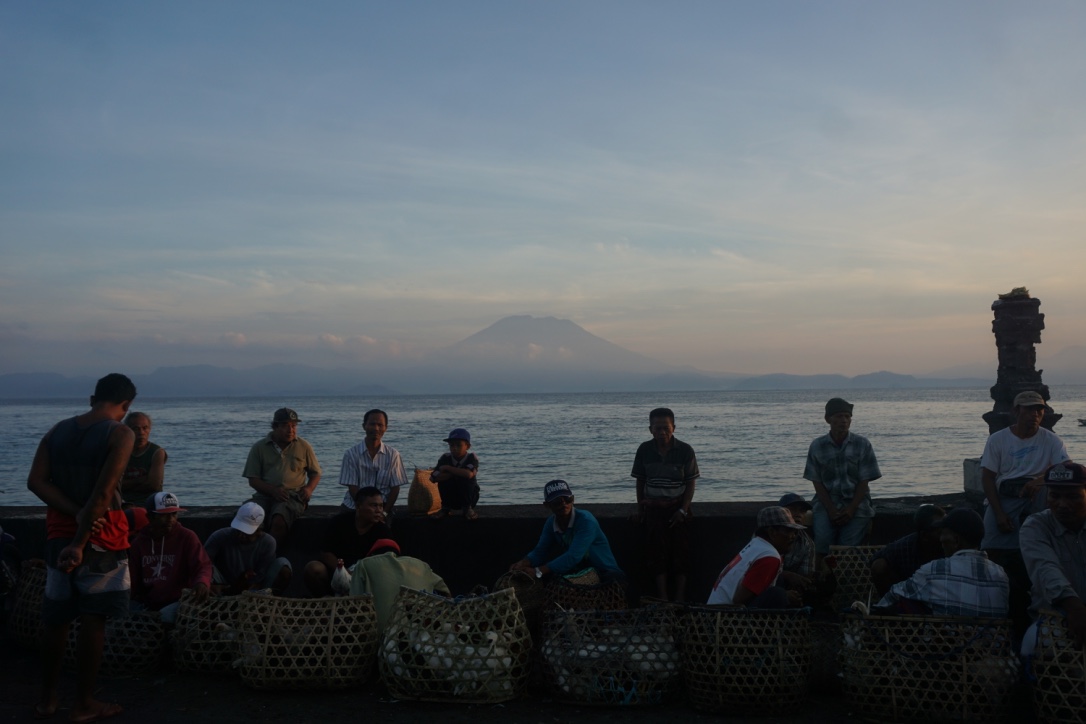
[338,441,407,509]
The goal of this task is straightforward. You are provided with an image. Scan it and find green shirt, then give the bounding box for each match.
[242,435,321,491]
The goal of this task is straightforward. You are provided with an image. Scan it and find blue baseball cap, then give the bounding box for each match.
[443,428,471,443]
[778,492,811,511]
[544,479,573,503]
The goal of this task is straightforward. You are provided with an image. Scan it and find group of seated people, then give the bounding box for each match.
[704,461,1086,654]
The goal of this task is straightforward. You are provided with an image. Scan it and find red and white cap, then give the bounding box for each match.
[149,491,186,514]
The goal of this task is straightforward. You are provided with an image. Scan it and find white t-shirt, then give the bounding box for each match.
[980,426,1068,550]
[707,536,781,605]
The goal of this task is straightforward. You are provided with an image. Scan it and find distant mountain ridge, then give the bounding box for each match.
[0,315,1011,397]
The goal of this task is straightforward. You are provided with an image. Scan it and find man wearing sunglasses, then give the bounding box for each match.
[509,480,624,582]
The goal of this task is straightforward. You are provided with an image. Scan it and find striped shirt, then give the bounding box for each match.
[878,549,1010,618]
[337,441,408,509]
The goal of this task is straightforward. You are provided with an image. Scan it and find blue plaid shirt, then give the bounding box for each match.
[878,549,1010,618]
[803,432,881,517]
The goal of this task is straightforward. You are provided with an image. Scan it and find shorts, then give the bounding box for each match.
[252,490,308,530]
[42,538,130,626]
[643,504,690,576]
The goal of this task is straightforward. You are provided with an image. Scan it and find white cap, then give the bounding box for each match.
[231,501,265,535]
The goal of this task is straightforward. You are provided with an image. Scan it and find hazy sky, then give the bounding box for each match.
[2,1,1084,377]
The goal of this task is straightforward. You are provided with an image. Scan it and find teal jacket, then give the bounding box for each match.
[526,508,622,576]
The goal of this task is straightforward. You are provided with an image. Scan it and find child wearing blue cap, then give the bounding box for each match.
[429,428,480,519]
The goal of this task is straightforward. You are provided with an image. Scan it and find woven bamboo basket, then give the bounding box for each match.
[8,561,46,650]
[539,605,681,705]
[494,570,546,634]
[234,591,379,690]
[379,587,532,703]
[840,612,1017,722]
[1031,609,1086,724]
[809,619,842,689]
[681,606,810,715]
[406,468,441,516]
[543,571,627,612]
[172,590,244,673]
[64,611,168,677]
[829,544,881,612]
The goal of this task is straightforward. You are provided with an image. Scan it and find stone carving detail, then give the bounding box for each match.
[982,289,1061,434]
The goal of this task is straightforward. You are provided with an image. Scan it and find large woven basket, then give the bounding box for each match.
[234,591,379,690]
[494,570,546,634]
[379,587,532,703]
[543,572,627,612]
[172,590,244,673]
[539,605,681,705]
[809,619,842,689]
[65,611,168,677]
[8,560,46,650]
[1031,609,1086,724]
[406,468,441,516]
[681,606,810,715]
[829,544,881,612]
[840,612,1017,722]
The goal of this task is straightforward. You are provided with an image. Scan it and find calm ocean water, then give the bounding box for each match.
[3,387,1085,508]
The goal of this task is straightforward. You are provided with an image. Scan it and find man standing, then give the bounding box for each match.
[243,407,322,548]
[26,373,137,723]
[980,390,1069,639]
[803,397,882,559]
[338,409,408,515]
[631,407,699,601]
[1020,463,1086,651]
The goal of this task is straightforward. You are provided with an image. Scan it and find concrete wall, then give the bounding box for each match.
[0,499,953,602]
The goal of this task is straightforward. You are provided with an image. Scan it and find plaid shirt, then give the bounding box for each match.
[877,549,1010,618]
[803,432,881,517]
[782,530,817,578]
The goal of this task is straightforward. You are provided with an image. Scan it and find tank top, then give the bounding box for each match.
[121,442,166,504]
[44,416,129,550]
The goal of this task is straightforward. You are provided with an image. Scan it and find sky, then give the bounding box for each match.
[2,1,1084,377]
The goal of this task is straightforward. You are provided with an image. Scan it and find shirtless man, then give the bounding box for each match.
[26,373,137,723]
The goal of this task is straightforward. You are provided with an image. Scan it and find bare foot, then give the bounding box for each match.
[33,700,58,720]
[465,507,478,520]
[428,509,449,520]
[69,701,123,724]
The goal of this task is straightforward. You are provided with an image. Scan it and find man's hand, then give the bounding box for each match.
[832,508,853,527]
[1021,474,1046,499]
[57,543,84,573]
[509,558,533,574]
[89,516,108,537]
[1064,598,1086,648]
[780,571,813,591]
[996,512,1015,534]
[270,487,290,503]
[786,589,803,607]
[191,582,210,604]
[668,509,687,528]
[297,488,312,504]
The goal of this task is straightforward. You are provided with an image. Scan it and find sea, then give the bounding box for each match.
[3,387,1085,509]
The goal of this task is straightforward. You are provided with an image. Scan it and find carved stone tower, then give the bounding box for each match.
[982,289,1061,434]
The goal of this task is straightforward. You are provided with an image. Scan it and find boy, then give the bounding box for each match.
[429,428,480,519]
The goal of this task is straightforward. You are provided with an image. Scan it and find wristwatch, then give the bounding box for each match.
[534,567,543,579]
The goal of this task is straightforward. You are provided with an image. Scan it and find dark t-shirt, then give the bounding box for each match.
[870,532,924,580]
[320,512,393,567]
[631,438,700,503]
